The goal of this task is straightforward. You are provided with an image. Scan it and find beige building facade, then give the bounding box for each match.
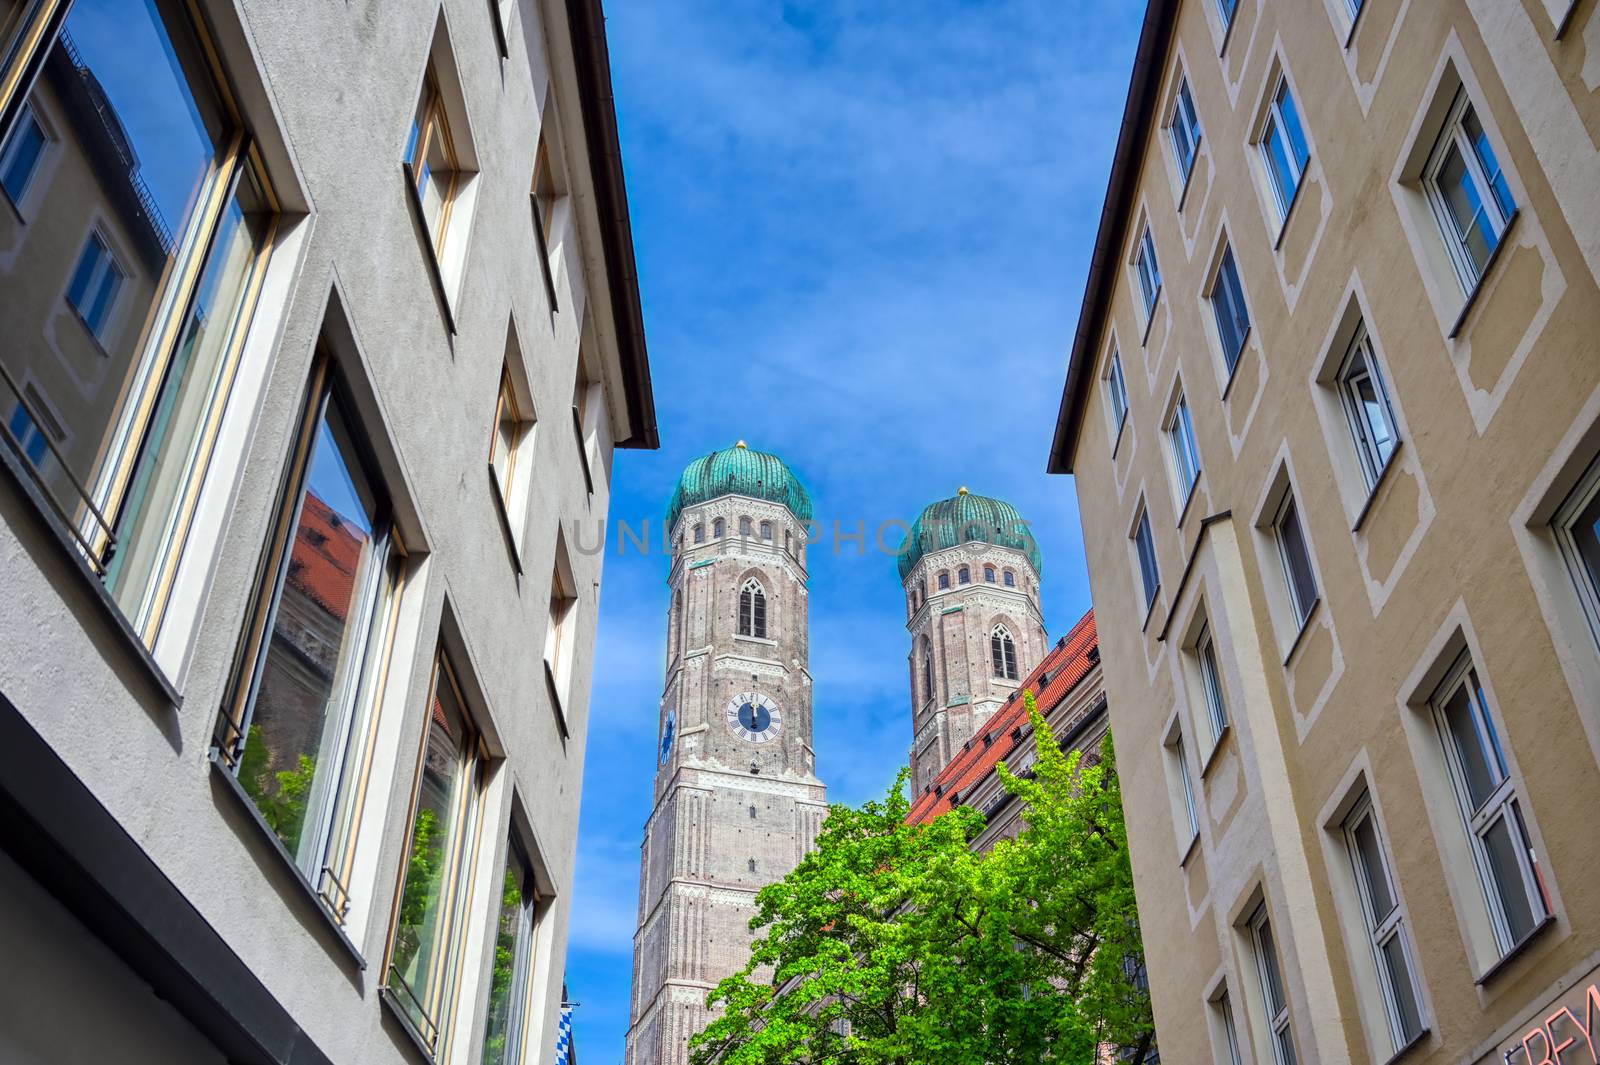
[1049,2,1600,1065]
[0,1,653,1064]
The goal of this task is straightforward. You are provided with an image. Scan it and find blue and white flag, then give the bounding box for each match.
[554,1003,574,1065]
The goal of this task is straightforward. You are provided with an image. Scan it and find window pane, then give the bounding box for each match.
[1275,1028,1299,1065]
[1436,145,1495,278]
[1255,915,1287,1014]
[1481,810,1538,943]
[481,842,535,1065]
[237,397,384,865]
[1276,497,1317,622]
[1440,680,1500,810]
[493,382,517,497]
[1199,630,1228,736]
[1276,82,1310,175]
[1570,478,1600,601]
[1264,118,1297,213]
[106,167,273,619]
[1136,514,1159,607]
[1462,105,1515,220]
[393,662,471,1035]
[1352,815,1395,921]
[1213,249,1250,369]
[1218,0,1238,24]
[0,107,45,202]
[1380,934,1423,1043]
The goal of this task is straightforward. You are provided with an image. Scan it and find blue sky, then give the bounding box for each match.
[566,3,1146,1059]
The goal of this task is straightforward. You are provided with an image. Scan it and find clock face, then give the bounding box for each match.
[726,691,782,743]
[659,710,676,765]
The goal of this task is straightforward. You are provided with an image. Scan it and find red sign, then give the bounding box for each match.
[1506,982,1600,1065]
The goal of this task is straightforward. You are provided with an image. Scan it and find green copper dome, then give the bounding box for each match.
[896,488,1042,580]
[666,442,813,530]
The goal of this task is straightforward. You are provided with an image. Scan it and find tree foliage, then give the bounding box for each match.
[689,693,1151,1065]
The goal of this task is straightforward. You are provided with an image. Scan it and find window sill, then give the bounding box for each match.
[378,985,440,1065]
[205,750,368,971]
[1272,174,1309,253]
[1199,724,1231,780]
[1448,209,1521,341]
[400,161,458,338]
[544,659,570,741]
[1180,831,1202,867]
[1351,441,1403,534]
[1219,331,1252,402]
[486,464,523,577]
[1379,1028,1431,1065]
[1475,914,1557,986]
[0,436,181,708]
[1141,289,1162,347]
[1281,597,1322,667]
[733,633,778,647]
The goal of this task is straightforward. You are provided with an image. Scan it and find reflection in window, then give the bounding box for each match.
[1210,246,1251,373]
[0,0,276,641]
[1170,77,1202,179]
[1336,327,1399,489]
[1425,90,1516,293]
[406,74,460,252]
[216,371,398,922]
[1260,76,1311,220]
[481,836,540,1065]
[1272,492,1318,628]
[390,651,482,1051]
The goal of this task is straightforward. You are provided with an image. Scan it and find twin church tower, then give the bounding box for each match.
[624,443,1046,1065]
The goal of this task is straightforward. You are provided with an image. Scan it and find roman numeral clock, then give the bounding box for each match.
[726,690,782,743]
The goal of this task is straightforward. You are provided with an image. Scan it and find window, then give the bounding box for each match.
[1003,570,1016,587]
[1105,347,1130,429]
[759,520,772,541]
[1173,733,1199,843]
[1170,76,1202,180]
[490,368,532,517]
[713,517,725,538]
[938,571,950,590]
[1424,89,1516,293]
[216,366,400,922]
[1343,795,1425,1051]
[738,516,752,538]
[546,545,578,714]
[1430,653,1549,953]
[739,577,767,638]
[1249,903,1298,1065]
[5,385,60,467]
[1134,507,1160,611]
[1347,0,1365,15]
[984,565,996,583]
[1135,226,1162,319]
[1555,453,1600,651]
[958,566,971,585]
[405,73,461,253]
[64,231,124,343]
[991,625,1018,680]
[1196,621,1229,743]
[693,523,704,544]
[481,835,541,1065]
[1164,391,1202,501]
[1210,245,1251,374]
[0,102,47,205]
[1215,990,1243,1065]
[1217,0,1238,28]
[0,0,278,641]
[572,355,603,492]
[1333,327,1400,489]
[1260,76,1311,220]
[387,649,485,1053]
[921,644,935,705]
[1272,492,1318,628]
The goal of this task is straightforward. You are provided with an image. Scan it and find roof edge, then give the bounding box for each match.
[1047,0,1179,475]
[565,0,659,450]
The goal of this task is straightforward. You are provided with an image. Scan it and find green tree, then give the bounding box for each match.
[689,692,1151,1065]
[238,725,318,854]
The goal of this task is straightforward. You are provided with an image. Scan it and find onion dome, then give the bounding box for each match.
[666,441,813,530]
[896,487,1042,580]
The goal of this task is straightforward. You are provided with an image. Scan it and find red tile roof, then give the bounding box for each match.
[285,491,366,623]
[906,609,1098,826]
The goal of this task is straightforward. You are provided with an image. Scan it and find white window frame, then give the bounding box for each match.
[1554,452,1600,653]
[1422,88,1516,295]
[1175,733,1199,842]
[1168,75,1203,180]
[1249,903,1298,1065]
[1336,325,1400,490]
[1133,505,1161,612]
[1216,989,1244,1065]
[1258,75,1310,222]
[1164,391,1201,504]
[1209,244,1252,375]
[1105,346,1129,432]
[67,230,126,343]
[1216,0,1238,29]
[1134,225,1163,321]
[1342,794,1425,1052]
[1272,491,1318,628]
[1195,620,1229,744]
[1428,652,1549,954]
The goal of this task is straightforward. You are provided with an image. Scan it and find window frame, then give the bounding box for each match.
[1174,732,1199,843]
[1272,491,1319,629]
[479,831,542,1065]
[1133,506,1161,612]
[1258,74,1311,222]
[405,71,462,254]
[1104,346,1130,435]
[1003,569,1016,588]
[1195,620,1229,744]
[938,571,950,590]
[1209,244,1252,376]
[1428,652,1550,954]
[1342,793,1426,1051]
[738,577,768,639]
[1134,225,1163,322]
[1164,390,1202,505]
[990,624,1018,680]
[1422,88,1516,295]
[0,98,48,207]
[489,367,527,510]
[1336,325,1400,490]
[1215,989,1244,1065]
[1249,903,1298,1065]
[1168,75,1203,181]
[1554,452,1600,654]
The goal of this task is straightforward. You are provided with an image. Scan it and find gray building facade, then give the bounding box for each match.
[0,1,654,1064]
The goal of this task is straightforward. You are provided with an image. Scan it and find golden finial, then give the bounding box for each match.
[736,440,748,449]
[958,486,969,495]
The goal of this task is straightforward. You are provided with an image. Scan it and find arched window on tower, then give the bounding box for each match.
[739,516,752,537]
[759,520,772,540]
[921,640,935,705]
[693,523,705,544]
[1004,569,1016,587]
[938,571,950,590]
[713,517,725,538]
[958,566,971,585]
[984,565,996,583]
[991,625,1018,680]
[739,578,768,638]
